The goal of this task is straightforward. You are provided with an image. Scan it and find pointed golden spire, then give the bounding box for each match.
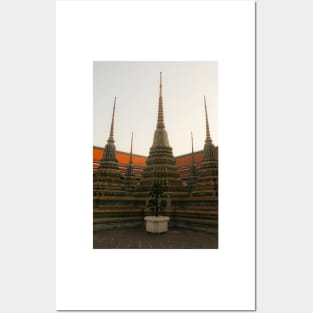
[204,96,213,144]
[108,96,116,142]
[157,72,165,128]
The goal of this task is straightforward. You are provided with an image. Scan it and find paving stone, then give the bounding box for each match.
[93,227,218,249]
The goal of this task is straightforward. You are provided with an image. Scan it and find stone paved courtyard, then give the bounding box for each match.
[93,228,218,249]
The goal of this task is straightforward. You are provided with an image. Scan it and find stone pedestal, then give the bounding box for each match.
[144,216,170,234]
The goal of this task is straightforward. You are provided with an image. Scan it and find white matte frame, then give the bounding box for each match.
[56,1,255,310]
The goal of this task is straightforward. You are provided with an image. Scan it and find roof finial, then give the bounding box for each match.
[157,72,165,128]
[204,96,212,144]
[108,96,116,142]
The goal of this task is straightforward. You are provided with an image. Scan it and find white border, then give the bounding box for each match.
[56,1,255,310]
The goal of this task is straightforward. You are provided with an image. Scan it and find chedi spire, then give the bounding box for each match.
[126,132,134,177]
[129,131,133,164]
[191,131,195,164]
[157,72,165,128]
[204,96,213,144]
[203,96,217,161]
[152,72,170,147]
[102,97,118,162]
[188,131,198,189]
[108,96,116,143]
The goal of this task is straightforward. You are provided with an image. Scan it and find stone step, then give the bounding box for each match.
[173,207,217,211]
[94,216,143,224]
[174,223,218,235]
[94,208,144,214]
[174,217,218,225]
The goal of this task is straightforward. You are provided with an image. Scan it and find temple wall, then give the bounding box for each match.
[93,194,218,234]
[93,196,146,230]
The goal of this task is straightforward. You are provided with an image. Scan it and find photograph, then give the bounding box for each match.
[93,62,218,248]
[57,2,255,309]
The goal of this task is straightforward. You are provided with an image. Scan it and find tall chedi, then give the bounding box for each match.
[192,96,218,196]
[93,97,125,196]
[137,73,186,195]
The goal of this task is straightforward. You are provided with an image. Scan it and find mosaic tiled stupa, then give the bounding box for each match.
[93,97,126,196]
[136,73,186,196]
[192,96,218,197]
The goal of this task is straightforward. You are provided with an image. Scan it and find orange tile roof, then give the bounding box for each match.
[93,147,147,167]
[93,148,104,161]
[93,146,218,171]
[175,151,204,167]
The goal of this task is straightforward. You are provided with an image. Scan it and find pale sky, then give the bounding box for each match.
[94,62,217,156]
